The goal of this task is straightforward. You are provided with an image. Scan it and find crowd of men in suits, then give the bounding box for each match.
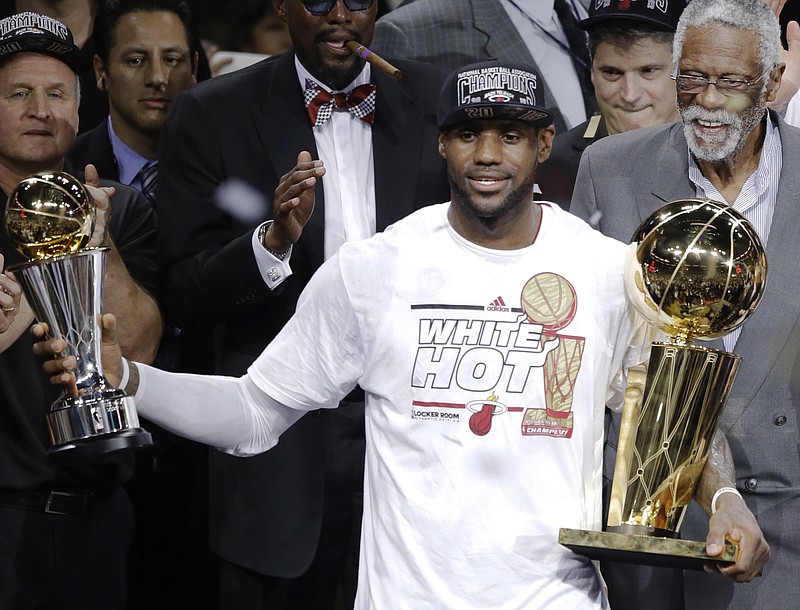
[0,0,799,609]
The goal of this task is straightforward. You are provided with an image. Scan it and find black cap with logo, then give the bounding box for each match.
[579,0,687,32]
[437,61,554,131]
[0,12,81,72]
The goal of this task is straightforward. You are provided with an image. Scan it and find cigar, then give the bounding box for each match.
[345,40,403,80]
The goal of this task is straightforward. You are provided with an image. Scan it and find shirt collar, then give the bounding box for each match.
[293,54,371,95]
[107,117,154,186]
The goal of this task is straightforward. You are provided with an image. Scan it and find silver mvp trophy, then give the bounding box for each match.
[559,199,767,569]
[4,171,151,464]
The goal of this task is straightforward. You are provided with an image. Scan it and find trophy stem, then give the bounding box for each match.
[607,343,740,534]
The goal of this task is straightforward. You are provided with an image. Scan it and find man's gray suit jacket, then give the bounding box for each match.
[371,0,592,133]
[571,111,800,609]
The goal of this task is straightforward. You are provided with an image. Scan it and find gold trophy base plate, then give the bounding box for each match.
[559,528,737,570]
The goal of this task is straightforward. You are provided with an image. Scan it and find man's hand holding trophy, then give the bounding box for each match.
[4,171,151,464]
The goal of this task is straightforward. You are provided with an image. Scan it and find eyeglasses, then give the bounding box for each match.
[302,0,374,15]
[671,72,768,95]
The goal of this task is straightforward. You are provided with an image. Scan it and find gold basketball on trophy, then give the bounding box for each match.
[624,198,766,343]
[4,171,95,260]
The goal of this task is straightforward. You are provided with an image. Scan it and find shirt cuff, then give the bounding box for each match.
[252,223,293,290]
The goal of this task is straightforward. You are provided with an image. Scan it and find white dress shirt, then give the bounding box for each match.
[688,114,781,352]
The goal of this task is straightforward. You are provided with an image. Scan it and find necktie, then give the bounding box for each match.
[138,162,158,204]
[304,80,377,127]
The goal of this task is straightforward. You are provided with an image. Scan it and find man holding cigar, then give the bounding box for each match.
[155,0,449,607]
[40,59,769,609]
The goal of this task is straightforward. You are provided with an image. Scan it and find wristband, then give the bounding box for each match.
[711,486,742,514]
[118,357,130,392]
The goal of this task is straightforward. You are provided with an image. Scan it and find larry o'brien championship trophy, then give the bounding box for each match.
[4,172,151,464]
[559,199,766,569]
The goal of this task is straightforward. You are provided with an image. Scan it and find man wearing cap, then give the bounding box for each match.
[0,0,212,134]
[0,12,161,610]
[572,0,799,608]
[40,58,768,609]
[536,0,686,209]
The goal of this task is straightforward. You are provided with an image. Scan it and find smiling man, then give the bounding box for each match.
[536,0,686,209]
[67,0,198,201]
[571,1,800,609]
[40,59,769,610]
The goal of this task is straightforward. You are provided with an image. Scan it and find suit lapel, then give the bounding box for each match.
[91,125,121,181]
[471,0,535,66]
[255,53,325,268]
[372,68,425,231]
[719,115,800,429]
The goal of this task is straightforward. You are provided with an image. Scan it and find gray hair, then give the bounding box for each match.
[673,0,781,75]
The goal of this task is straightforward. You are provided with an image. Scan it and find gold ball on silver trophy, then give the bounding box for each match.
[4,171,95,260]
[3,171,151,464]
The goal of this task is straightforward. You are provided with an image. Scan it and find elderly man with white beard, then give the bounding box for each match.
[571,1,800,609]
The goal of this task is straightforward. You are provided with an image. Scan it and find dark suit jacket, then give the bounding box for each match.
[68,122,120,182]
[157,51,449,577]
[536,114,607,210]
[571,111,800,609]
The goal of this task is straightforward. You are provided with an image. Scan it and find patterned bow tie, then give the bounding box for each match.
[304,79,377,127]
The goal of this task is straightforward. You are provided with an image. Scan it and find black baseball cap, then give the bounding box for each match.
[0,12,81,72]
[437,61,554,131]
[579,0,687,32]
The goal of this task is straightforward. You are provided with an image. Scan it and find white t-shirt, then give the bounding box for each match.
[244,202,648,609]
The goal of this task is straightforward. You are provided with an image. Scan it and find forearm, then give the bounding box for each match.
[695,428,737,514]
[104,246,162,363]
[125,361,304,456]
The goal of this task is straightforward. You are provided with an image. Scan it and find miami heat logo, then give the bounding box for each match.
[466,392,508,436]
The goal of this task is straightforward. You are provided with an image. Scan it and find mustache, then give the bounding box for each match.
[681,104,739,126]
[315,27,362,43]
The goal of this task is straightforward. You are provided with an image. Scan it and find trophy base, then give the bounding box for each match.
[47,428,153,465]
[558,528,737,570]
